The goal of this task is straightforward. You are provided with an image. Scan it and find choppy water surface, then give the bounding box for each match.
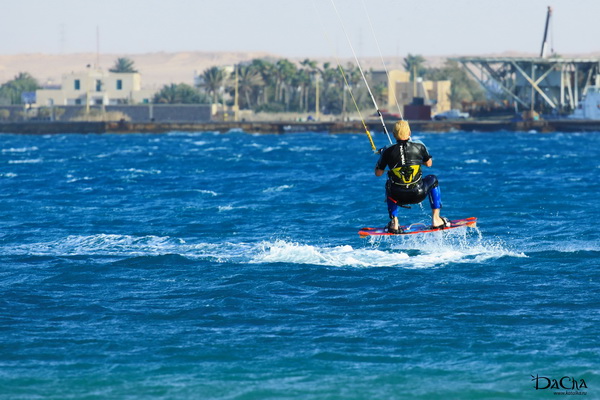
[1,130,598,399]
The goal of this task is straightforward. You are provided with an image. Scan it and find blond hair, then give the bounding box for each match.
[392,120,411,141]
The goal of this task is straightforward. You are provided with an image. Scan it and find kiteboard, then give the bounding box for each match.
[358,217,477,237]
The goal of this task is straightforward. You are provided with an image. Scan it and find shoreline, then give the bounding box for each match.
[1,119,599,134]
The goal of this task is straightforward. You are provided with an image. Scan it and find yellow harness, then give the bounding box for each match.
[390,165,421,185]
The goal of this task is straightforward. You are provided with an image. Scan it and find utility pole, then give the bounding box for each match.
[86,68,90,117]
[315,75,320,120]
[413,65,417,98]
[96,26,100,68]
[234,64,239,122]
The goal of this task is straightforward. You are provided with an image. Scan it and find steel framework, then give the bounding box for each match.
[451,56,600,113]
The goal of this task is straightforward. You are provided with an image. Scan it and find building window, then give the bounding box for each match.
[96,80,102,92]
[75,99,81,105]
[74,80,81,90]
[116,80,123,90]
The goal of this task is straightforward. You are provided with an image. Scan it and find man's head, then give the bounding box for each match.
[393,120,411,141]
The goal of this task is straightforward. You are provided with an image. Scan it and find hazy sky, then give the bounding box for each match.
[2,0,598,58]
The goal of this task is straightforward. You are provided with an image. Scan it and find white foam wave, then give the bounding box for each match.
[522,240,600,254]
[2,231,524,268]
[251,233,524,268]
[6,234,181,257]
[66,175,93,183]
[251,240,410,268]
[261,146,281,153]
[4,234,247,262]
[263,185,293,193]
[196,189,218,196]
[123,168,162,174]
[8,158,43,164]
[2,146,38,153]
[290,146,322,152]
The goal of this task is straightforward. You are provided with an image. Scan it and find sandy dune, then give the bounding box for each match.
[1,51,597,90]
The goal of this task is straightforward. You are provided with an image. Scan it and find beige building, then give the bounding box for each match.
[394,79,452,113]
[372,69,452,113]
[36,69,155,106]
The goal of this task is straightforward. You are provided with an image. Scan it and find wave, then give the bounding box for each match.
[196,189,218,196]
[1,146,39,153]
[262,184,294,193]
[1,229,524,268]
[3,234,243,262]
[8,158,43,164]
[252,232,524,268]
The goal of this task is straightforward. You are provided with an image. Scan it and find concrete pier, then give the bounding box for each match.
[1,119,599,135]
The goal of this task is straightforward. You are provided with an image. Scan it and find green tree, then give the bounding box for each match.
[372,83,388,108]
[190,57,388,115]
[273,59,297,108]
[299,59,320,113]
[403,54,427,81]
[233,64,264,109]
[199,67,227,104]
[0,72,39,105]
[319,62,348,114]
[424,59,486,107]
[109,57,138,73]
[153,83,206,104]
[250,59,276,106]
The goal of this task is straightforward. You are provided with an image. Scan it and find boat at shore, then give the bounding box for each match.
[568,87,600,120]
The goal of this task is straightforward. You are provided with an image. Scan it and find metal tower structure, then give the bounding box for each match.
[451,7,600,114]
[451,56,599,113]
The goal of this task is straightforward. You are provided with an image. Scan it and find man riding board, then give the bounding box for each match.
[374,120,450,234]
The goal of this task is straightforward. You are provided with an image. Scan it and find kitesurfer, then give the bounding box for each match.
[374,120,450,234]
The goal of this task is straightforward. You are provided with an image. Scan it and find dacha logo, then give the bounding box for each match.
[531,374,588,391]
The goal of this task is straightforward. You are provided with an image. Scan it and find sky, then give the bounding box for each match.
[1,0,599,58]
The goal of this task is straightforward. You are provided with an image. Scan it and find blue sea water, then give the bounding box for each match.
[0,129,598,399]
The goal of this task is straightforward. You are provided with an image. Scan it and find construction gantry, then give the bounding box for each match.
[451,56,600,114]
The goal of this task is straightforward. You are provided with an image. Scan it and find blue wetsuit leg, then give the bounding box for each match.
[387,196,399,219]
[422,175,442,209]
[385,181,399,219]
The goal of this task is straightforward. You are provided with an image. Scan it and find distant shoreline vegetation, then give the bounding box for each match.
[0,55,485,118]
[168,55,486,115]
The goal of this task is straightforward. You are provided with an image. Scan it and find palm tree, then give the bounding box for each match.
[293,67,312,112]
[300,59,320,113]
[153,84,179,103]
[274,59,297,108]
[250,59,276,106]
[319,62,344,113]
[109,57,138,73]
[199,67,226,104]
[153,83,204,104]
[403,54,427,81]
[373,83,388,108]
[235,64,264,109]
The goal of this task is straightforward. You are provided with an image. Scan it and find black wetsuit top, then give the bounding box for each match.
[376,140,436,205]
[376,140,432,188]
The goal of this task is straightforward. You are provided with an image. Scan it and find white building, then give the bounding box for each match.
[36,68,155,106]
